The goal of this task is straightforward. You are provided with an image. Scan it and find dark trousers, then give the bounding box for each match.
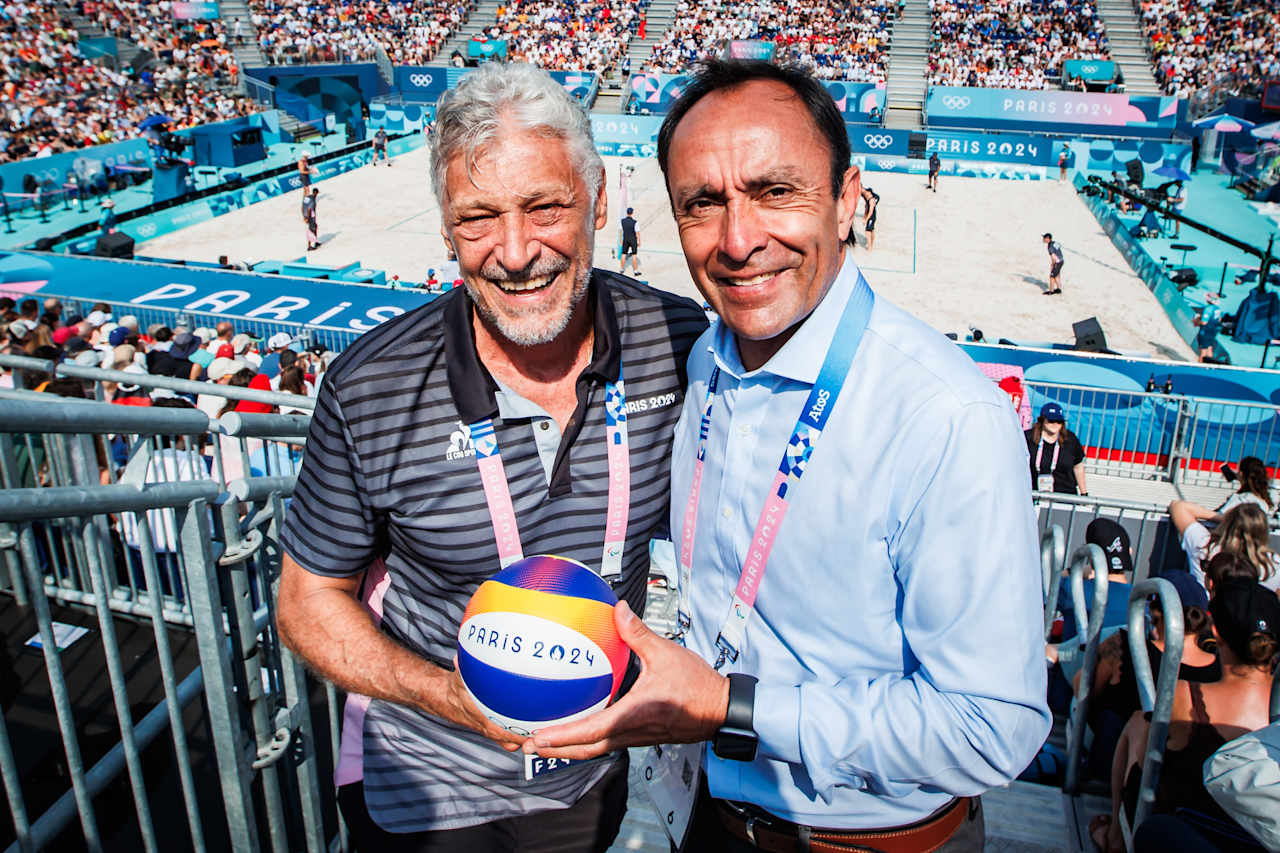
[679,777,984,853]
[338,756,628,853]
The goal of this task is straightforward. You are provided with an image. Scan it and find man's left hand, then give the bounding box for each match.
[522,600,729,760]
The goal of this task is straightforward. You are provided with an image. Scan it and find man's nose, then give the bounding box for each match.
[718,200,767,264]
[494,213,539,272]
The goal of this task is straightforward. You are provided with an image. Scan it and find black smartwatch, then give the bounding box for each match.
[712,673,758,762]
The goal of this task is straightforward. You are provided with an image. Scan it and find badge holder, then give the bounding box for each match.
[640,741,701,849]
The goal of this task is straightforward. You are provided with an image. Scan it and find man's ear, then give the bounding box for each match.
[439,222,454,257]
[836,165,861,242]
[592,166,608,232]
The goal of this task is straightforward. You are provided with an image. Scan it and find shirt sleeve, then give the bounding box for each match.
[280,374,383,576]
[1180,522,1210,586]
[752,399,1052,799]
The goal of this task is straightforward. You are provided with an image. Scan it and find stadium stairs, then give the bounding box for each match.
[62,3,145,71]
[218,0,270,76]
[1095,0,1162,96]
[884,0,927,129]
[438,0,506,65]
[597,0,679,111]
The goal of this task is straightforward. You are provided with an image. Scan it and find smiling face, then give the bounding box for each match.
[665,79,859,370]
[440,124,607,347]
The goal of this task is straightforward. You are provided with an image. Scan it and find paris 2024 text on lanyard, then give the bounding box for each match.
[469,370,631,781]
[644,273,874,847]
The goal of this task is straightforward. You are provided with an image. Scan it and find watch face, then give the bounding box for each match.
[714,727,758,762]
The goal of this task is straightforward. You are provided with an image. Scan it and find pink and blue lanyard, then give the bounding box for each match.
[679,276,874,670]
[470,372,630,579]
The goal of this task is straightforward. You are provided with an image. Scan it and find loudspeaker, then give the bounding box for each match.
[94,231,135,259]
[1125,158,1144,186]
[1072,317,1109,353]
[907,133,928,160]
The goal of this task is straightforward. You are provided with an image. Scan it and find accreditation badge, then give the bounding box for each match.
[640,741,700,849]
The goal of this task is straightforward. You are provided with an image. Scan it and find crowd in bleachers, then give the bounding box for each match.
[928,0,1110,89]
[1139,0,1280,101]
[478,0,640,73]
[249,0,472,66]
[1031,406,1280,852]
[647,0,896,83]
[1,295,325,418]
[1,0,256,163]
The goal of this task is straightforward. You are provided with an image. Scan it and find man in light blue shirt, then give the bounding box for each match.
[529,60,1050,851]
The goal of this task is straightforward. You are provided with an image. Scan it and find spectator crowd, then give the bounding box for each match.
[1139,0,1280,101]
[928,0,1110,89]
[476,0,640,74]
[2,295,325,422]
[1,0,257,163]
[647,0,896,83]
[1029,396,1280,853]
[249,0,472,66]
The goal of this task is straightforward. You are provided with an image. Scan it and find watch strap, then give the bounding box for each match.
[724,673,758,732]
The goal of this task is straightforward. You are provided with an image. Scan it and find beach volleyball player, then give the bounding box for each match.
[276,63,706,849]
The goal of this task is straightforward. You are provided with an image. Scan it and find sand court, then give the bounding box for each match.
[137,146,1193,360]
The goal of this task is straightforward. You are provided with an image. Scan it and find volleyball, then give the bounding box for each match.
[456,555,630,735]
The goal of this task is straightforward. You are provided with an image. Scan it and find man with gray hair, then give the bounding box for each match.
[276,63,707,848]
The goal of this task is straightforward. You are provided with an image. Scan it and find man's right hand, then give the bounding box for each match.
[441,660,525,752]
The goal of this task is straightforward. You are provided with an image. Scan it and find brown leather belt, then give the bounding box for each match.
[715,796,971,853]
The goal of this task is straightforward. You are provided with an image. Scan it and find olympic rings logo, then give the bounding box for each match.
[863,134,893,149]
[407,73,435,87]
[876,159,897,169]
[1080,64,1098,73]
[941,95,971,109]
[136,223,157,237]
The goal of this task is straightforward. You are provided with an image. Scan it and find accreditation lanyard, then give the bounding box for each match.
[678,275,874,670]
[470,371,630,579]
[1035,439,1060,474]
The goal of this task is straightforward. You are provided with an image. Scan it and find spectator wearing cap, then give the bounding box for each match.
[7,319,35,355]
[258,332,294,379]
[85,309,112,330]
[1026,402,1088,495]
[108,326,130,349]
[196,357,240,419]
[1098,576,1279,853]
[63,336,99,367]
[99,198,117,233]
[112,364,153,407]
[231,333,262,369]
[1054,518,1134,648]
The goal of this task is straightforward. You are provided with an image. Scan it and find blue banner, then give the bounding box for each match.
[369,101,431,133]
[1062,59,1116,83]
[725,40,775,60]
[926,87,1183,137]
[0,251,431,342]
[467,39,507,60]
[393,66,596,106]
[0,138,150,206]
[1065,137,1191,176]
[172,0,219,18]
[589,114,663,157]
[629,73,883,120]
[849,127,1059,166]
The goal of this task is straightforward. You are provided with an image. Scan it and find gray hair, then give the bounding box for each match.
[430,63,603,217]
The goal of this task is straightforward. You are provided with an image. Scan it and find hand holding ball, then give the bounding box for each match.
[457,555,630,736]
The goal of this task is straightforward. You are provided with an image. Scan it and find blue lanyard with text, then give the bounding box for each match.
[677,272,874,669]
[470,370,630,579]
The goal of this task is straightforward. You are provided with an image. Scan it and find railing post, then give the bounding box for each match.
[179,499,262,853]
[1063,544,1109,795]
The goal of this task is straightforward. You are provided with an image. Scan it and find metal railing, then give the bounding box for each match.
[1026,380,1280,492]
[1034,493,1186,586]
[1063,544,1109,796]
[0,393,338,851]
[1120,578,1184,848]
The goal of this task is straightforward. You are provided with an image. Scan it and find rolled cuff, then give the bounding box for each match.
[754,684,802,765]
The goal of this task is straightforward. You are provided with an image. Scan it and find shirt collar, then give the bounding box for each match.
[708,251,870,385]
[444,270,622,423]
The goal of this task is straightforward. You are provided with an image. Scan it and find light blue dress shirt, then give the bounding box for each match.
[669,254,1051,829]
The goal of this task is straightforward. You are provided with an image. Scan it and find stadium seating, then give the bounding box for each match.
[647,0,896,83]
[1138,0,1280,100]
[0,0,256,162]
[482,0,641,73]
[250,0,474,65]
[928,0,1111,89]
